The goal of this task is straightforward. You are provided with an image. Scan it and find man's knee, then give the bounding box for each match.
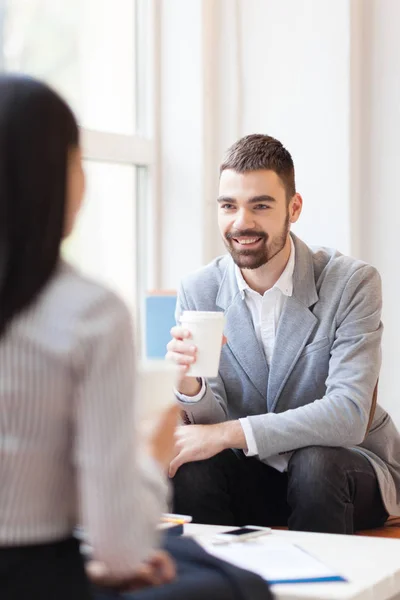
[173,449,237,500]
[287,447,352,532]
[288,446,344,500]
[173,458,211,496]
[172,449,239,524]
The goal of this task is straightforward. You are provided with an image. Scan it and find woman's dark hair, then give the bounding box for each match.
[0,74,79,335]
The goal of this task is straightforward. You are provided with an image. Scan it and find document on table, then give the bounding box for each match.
[206,538,347,585]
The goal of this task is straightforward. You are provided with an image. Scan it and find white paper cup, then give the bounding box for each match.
[136,360,178,433]
[180,311,225,377]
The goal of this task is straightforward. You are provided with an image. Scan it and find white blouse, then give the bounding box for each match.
[0,261,167,577]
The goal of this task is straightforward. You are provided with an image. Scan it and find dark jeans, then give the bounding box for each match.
[92,536,271,600]
[0,536,92,600]
[173,446,388,534]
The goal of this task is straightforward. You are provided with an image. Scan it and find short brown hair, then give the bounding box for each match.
[220,134,296,200]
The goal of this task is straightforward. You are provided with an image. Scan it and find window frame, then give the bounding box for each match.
[0,0,162,347]
[78,0,162,333]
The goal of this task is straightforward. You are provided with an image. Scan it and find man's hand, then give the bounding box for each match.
[86,550,176,592]
[169,421,247,477]
[166,326,227,396]
[166,326,201,396]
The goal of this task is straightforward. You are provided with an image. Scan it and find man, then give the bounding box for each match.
[166,134,400,534]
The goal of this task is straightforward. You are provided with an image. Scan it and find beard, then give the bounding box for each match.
[224,213,290,270]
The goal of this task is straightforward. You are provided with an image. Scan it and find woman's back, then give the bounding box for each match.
[0,259,168,574]
[0,262,128,544]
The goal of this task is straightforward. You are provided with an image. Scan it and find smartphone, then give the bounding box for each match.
[212,526,271,544]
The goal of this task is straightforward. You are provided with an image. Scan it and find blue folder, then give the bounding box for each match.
[268,575,346,585]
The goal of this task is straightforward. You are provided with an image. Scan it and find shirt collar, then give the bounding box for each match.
[235,236,295,298]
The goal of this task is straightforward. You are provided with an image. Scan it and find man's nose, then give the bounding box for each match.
[233,209,256,231]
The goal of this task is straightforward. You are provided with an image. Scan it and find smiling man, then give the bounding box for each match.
[166,134,400,533]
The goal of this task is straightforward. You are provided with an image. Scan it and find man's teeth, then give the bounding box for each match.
[236,238,260,245]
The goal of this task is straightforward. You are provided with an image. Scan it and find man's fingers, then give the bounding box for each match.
[170,326,191,341]
[169,455,182,478]
[169,443,194,477]
[168,459,177,478]
[165,351,196,366]
[166,339,197,354]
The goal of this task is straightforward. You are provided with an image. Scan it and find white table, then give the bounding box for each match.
[184,524,400,600]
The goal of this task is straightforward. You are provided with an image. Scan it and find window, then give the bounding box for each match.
[65,161,138,309]
[0,0,158,332]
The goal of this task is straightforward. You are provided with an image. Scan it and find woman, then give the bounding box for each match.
[0,74,177,599]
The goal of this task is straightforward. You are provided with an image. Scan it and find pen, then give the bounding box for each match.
[161,512,193,524]
[161,517,185,524]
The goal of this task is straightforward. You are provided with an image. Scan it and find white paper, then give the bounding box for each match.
[206,538,344,584]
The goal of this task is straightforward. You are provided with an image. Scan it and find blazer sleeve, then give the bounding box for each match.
[247,265,383,460]
[174,282,229,424]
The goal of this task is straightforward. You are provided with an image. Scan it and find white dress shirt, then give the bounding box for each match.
[237,238,295,471]
[178,238,295,472]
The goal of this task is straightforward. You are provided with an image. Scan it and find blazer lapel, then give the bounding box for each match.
[267,296,317,411]
[217,260,268,400]
[224,295,269,399]
[267,235,319,412]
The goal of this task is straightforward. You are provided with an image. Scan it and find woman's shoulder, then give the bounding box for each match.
[37,261,132,337]
[58,261,127,307]
[6,262,132,367]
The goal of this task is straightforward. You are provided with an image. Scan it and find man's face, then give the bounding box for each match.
[218,169,299,270]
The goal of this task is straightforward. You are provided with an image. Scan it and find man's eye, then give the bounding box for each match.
[254,204,271,210]
[221,204,235,210]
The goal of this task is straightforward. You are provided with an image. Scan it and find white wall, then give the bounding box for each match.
[357,0,400,423]
[161,0,354,286]
[230,0,352,254]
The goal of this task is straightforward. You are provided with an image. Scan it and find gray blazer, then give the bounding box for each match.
[176,234,400,516]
